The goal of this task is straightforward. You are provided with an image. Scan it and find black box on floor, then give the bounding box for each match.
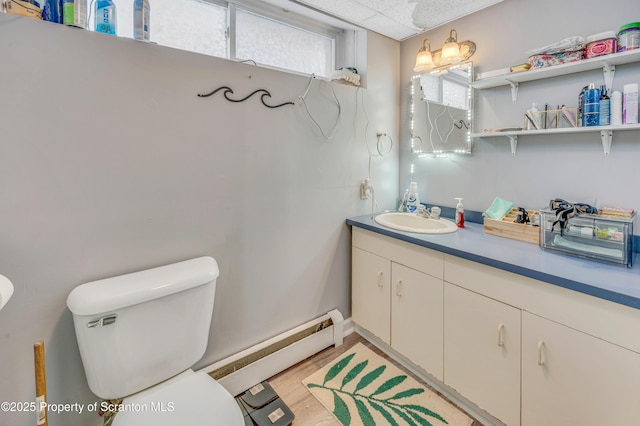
[240,381,278,409]
[248,398,295,426]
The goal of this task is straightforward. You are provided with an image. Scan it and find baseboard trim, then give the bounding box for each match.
[199,310,345,396]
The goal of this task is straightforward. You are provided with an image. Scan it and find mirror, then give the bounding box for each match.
[410,62,474,156]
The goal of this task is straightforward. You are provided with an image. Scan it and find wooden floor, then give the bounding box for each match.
[268,332,484,426]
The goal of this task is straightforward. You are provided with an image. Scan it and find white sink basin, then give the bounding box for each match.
[375,212,458,234]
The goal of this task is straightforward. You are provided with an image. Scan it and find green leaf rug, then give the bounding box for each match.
[303,343,473,426]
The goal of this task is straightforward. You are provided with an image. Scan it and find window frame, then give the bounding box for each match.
[224,0,344,77]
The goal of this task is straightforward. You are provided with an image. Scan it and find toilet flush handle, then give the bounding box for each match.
[86,314,118,328]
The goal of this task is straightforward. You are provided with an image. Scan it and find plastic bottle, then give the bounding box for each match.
[611,90,623,125]
[599,86,610,126]
[63,0,87,28]
[406,182,420,213]
[623,83,638,124]
[455,198,465,228]
[583,82,601,127]
[94,0,117,35]
[133,0,150,41]
[526,103,541,130]
[578,85,588,126]
[398,189,409,212]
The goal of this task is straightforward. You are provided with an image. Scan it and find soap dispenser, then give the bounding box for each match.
[406,182,420,213]
[455,198,464,228]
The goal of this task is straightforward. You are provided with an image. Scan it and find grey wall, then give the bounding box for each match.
[0,14,399,426]
[400,0,640,218]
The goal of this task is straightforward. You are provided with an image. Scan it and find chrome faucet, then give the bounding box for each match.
[416,205,441,219]
[416,205,431,218]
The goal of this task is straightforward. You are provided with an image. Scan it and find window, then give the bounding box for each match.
[88,0,350,78]
[236,8,334,76]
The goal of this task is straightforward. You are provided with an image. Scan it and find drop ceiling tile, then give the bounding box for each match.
[361,13,420,40]
[380,3,421,31]
[412,0,503,30]
[351,0,406,14]
[294,0,377,23]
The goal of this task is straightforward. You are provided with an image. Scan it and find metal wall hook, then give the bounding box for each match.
[197,86,294,109]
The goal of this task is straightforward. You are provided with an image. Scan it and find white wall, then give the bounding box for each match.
[400,0,640,218]
[0,14,399,426]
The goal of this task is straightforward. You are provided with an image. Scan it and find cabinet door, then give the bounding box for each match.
[444,283,521,426]
[391,263,444,381]
[352,247,390,344]
[522,312,640,426]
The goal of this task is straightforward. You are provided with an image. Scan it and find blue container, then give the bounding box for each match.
[584,83,601,127]
[43,0,63,23]
[95,0,117,35]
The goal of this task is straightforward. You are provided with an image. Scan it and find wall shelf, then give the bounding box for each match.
[471,49,640,102]
[472,124,640,155]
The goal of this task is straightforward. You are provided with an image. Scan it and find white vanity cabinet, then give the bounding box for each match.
[443,283,521,426]
[351,227,640,426]
[352,247,391,344]
[521,312,640,426]
[445,254,640,426]
[351,228,444,380]
[391,262,443,380]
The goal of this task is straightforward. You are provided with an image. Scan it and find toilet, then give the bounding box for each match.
[67,256,244,425]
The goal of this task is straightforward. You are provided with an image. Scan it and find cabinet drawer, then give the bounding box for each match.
[353,228,443,279]
[444,254,640,353]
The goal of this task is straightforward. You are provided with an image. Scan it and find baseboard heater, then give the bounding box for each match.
[200,309,345,396]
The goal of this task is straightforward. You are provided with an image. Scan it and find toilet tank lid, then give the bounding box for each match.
[67,256,219,316]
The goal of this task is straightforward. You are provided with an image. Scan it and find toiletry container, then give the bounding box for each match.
[63,0,87,28]
[133,0,150,41]
[611,90,623,125]
[583,83,601,127]
[455,198,464,228]
[67,257,244,425]
[578,85,588,126]
[585,31,617,58]
[617,22,640,52]
[95,0,117,35]
[599,86,610,126]
[406,182,420,213]
[398,189,409,212]
[623,83,638,124]
[43,0,63,23]
[526,103,541,130]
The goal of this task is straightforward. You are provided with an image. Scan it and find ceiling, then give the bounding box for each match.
[290,0,504,41]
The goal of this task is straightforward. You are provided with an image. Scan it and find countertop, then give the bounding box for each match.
[347,215,640,310]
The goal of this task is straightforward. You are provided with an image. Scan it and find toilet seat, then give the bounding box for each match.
[112,370,244,426]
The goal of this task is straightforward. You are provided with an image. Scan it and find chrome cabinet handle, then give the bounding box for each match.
[497,323,505,347]
[395,280,403,297]
[377,271,384,287]
[537,340,546,366]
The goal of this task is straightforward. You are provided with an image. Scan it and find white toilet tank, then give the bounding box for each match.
[67,256,219,400]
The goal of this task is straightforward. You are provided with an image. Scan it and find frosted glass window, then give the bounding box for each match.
[90,0,227,58]
[149,0,227,58]
[85,0,347,77]
[236,9,334,77]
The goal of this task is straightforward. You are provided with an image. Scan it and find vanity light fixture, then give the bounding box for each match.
[413,29,476,73]
[413,39,435,72]
[440,29,462,64]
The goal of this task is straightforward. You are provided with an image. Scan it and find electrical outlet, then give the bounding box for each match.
[360,179,370,200]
